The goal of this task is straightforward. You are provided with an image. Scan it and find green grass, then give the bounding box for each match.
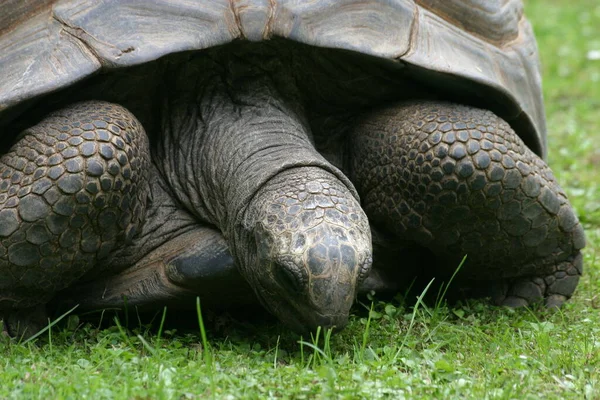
[1,1,599,398]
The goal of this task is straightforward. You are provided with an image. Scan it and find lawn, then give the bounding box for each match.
[1,1,599,398]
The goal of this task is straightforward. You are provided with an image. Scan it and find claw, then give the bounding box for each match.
[544,294,567,308]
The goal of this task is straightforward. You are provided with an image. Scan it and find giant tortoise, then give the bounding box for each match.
[0,0,586,336]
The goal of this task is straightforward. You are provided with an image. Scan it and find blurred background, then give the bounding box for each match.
[527,0,599,303]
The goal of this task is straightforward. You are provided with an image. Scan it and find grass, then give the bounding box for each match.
[1,0,599,398]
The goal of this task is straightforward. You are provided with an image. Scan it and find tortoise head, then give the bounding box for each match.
[239,167,372,334]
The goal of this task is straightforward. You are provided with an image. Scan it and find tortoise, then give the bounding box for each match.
[0,0,586,336]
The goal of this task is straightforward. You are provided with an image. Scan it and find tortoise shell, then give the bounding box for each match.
[0,0,546,155]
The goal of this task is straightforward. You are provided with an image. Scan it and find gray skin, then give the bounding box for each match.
[0,43,585,336]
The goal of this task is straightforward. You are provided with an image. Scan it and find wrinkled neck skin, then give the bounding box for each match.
[156,49,372,333]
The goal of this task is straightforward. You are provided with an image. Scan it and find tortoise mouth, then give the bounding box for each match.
[287,312,349,335]
[253,280,354,334]
[268,299,351,335]
[250,255,360,334]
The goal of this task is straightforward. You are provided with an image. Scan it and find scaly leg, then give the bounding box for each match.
[349,101,585,306]
[0,101,150,336]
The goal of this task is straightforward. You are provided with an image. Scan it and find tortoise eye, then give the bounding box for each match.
[274,262,303,294]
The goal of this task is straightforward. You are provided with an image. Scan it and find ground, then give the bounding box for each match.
[1,0,599,398]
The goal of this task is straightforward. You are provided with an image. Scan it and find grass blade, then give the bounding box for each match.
[196,297,215,398]
[22,305,79,345]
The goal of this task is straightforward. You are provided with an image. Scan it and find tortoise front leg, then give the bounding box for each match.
[0,101,150,337]
[349,101,585,306]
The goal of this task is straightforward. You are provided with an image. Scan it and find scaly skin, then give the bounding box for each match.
[0,102,150,336]
[0,102,150,309]
[348,101,585,306]
[245,167,372,332]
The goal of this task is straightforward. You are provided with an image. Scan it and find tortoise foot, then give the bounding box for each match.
[490,252,583,308]
[348,100,585,302]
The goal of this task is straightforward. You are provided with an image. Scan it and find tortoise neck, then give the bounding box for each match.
[156,54,342,245]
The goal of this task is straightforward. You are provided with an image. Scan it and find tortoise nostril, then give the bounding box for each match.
[274,262,303,294]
